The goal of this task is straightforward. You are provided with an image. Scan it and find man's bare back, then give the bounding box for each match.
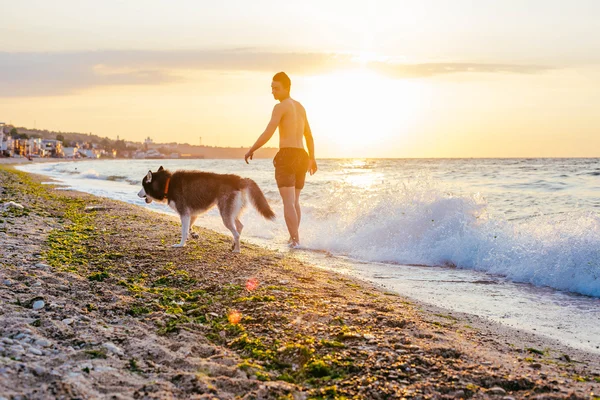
[276,98,306,149]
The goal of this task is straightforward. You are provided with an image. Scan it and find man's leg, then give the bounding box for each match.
[295,189,302,228]
[278,186,299,245]
[286,189,303,244]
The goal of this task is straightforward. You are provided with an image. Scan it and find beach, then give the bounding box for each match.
[1,164,599,399]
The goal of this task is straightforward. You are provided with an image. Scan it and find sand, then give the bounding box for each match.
[0,164,598,399]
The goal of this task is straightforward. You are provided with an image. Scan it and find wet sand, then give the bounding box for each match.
[0,164,598,399]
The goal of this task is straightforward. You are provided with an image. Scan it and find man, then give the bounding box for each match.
[245,72,317,247]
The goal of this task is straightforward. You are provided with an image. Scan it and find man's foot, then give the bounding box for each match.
[287,240,300,249]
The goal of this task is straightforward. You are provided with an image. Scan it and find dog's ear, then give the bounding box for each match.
[158,166,164,172]
[146,170,152,183]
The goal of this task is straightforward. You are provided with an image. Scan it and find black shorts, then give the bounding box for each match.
[273,147,309,189]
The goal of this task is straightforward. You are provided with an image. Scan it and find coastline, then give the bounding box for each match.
[1,164,598,399]
[0,157,80,165]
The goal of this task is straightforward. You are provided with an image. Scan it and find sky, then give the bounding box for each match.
[1,0,599,158]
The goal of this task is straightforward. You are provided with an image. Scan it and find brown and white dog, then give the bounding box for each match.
[138,166,275,252]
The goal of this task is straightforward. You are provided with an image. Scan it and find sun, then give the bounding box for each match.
[297,68,426,158]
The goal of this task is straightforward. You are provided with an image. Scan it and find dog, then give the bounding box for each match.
[137,166,275,252]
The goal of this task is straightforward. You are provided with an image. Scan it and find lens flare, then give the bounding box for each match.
[228,310,242,325]
[246,278,259,291]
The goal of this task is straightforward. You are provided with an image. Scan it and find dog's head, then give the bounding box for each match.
[138,166,170,204]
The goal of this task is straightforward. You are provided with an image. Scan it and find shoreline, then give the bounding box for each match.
[0,157,76,164]
[1,164,599,398]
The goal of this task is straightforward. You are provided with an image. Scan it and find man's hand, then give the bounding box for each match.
[308,159,318,175]
[244,150,254,164]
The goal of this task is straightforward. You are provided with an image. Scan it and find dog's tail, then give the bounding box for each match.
[242,179,276,220]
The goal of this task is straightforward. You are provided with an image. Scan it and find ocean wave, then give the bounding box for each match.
[106,175,128,182]
[301,181,600,297]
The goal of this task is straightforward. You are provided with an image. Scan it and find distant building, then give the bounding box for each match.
[1,129,14,156]
[63,145,81,159]
[78,149,101,159]
[13,139,27,156]
[27,138,43,156]
[133,149,164,159]
[41,139,64,157]
[0,123,4,154]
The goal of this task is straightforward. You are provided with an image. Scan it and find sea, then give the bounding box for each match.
[17,158,600,353]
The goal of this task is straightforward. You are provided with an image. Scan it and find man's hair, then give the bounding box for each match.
[273,72,291,91]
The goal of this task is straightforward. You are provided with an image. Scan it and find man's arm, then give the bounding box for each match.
[245,104,283,163]
[304,115,318,175]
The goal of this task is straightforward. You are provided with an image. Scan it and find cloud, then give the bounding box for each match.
[369,62,551,78]
[0,52,180,97]
[0,50,553,97]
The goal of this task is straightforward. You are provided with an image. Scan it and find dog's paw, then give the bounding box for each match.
[172,243,185,248]
[190,231,199,239]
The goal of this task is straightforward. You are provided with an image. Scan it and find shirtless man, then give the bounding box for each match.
[245,72,317,247]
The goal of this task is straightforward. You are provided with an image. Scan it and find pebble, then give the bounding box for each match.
[102,342,124,356]
[80,363,93,371]
[0,346,4,353]
[34,263,50,269]
[28,347,43,356]
[35,339,51,348]
[488,387,507,395]
[502,397,516,400]
[33,365,46,376]
[94,366,116,373]
[8,345,25,354]
[530,363,542,369]
[1,338,14,345]
[32,300,45,310]
[15,333,26,340]
[2,280,11,286]
[62,318,74,325]
[401,344,421,351]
